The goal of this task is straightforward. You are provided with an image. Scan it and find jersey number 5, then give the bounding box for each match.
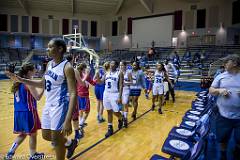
[45,80,52,92]
[107,82,111,89]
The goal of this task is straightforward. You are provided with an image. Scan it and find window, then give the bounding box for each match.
[22,16,29,32]
[0,14,8,31]
[197,9,206,28]
[112,21,118,36]
[91,21,97,37]
[32,16,39,33]
[11,15,18,32]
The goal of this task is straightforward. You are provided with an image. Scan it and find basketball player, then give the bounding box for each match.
[5,63,44,160]
[94,61,110,123]
[152,62,172,114]
[119,61,132,128]
[130,61,146,120]
[6,38,78,160]
[66,55,81,141]
[75,63,96,131]
[96,60,124,137]
[144,66,153,99]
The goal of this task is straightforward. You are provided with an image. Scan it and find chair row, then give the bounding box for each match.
[150,90,214,160]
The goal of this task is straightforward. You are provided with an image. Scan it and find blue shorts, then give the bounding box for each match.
[130,89,141,97]
[78,96,90,112]
[146,81,152,91]
[95,85,105,100]
[215,112,240,144]
[14,110,41,134]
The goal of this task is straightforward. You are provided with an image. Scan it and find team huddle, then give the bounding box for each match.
[4,38,178,160]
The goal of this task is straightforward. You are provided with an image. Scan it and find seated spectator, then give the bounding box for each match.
[147,47,155,61]
[182,49,192,65]
[193,52,201,64]
[171,51,180,70]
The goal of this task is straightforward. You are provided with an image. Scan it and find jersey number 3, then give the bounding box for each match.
[45,80,52,92]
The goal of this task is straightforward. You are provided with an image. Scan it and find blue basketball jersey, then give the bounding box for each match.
[14,83,37,111]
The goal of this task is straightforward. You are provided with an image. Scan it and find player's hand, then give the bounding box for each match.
[5,71,22,82]
[62,120,72,136]
[85,68,90,76]
[219,88,231,97]
[117,98,122,105]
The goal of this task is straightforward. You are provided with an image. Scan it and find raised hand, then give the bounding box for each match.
[5,71,22,82]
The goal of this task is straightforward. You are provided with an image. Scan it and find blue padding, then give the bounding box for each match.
[182,114,200,122]
[162,136,193,159]
[168,127,195,142]
[185,109,204,117]
[180,120,196,131]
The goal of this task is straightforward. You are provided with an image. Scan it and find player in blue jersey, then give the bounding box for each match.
[94,61,110,123]
[5,63,44,160]
[6,38,78,160]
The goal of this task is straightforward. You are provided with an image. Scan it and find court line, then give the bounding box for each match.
[70,108,152,160]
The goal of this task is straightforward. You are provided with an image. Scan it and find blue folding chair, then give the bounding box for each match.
[162,111,211,159]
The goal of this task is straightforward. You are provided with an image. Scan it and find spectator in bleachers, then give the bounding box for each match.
[192,52,201,64]
[147,47,155,62]
[182,48,192,66]
[209,54,240,160]
[8,62,17,73]
[171,51,181,69]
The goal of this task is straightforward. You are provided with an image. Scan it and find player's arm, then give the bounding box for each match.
[74,69,86,86]
[27,86,44,101]
[6,71,45,88]
[94,71,105,84]
[164,72,173,87]
[62,63,77,136]
[124,72,133,86]
[209,87,230,96]
[118,71,124,103]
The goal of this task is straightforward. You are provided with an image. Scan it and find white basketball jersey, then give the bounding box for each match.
[130,70,141,89]
[153,71,164,86]
[44,60,69,105]
[105,71,119,93]
[123,70,131,88]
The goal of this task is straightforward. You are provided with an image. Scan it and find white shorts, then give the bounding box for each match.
[41,101,69,131]
[122,87,130,105]
[164,82,169,94]
[103,91,121,112]
[152,85,164,96]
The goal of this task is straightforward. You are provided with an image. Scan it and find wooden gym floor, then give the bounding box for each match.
[0,79,196,160]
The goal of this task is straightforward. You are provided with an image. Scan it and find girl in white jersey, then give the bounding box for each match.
[152,62,172,114]
[119,61,132,128]
[6,38,78,160]
[96,60,124,137]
